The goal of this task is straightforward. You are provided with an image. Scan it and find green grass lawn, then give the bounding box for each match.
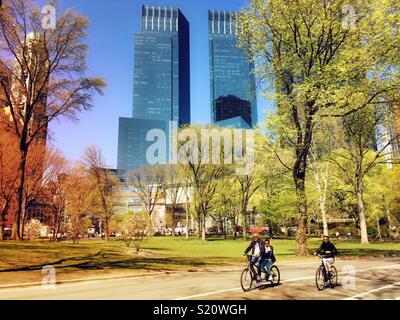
[0,237,399,285]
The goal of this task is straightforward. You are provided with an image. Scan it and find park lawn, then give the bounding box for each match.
[144,237,400,259]
[0,237,399,285]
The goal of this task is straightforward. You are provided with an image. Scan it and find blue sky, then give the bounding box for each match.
[47,0,274,168]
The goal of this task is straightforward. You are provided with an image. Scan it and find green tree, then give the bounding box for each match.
[83,146,119,241]
[253,131,297,236]
[364,165,400,240]
[212,177,240,239]
[308,121,339,236]
[330,106,399,244]
[161,164,183,237]
[236,174,261,240]
[238,0,400,254]
[178,125,229,240]
[120,211,151,253]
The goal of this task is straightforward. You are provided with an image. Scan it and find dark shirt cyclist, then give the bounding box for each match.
[314,235,339,278]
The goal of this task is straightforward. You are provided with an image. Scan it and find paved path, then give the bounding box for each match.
[0,258,399,300]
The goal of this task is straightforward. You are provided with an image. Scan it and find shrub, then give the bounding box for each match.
[120,211,151,253]
[25,219,42,240]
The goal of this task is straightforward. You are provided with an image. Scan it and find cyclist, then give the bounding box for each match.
[243,233,265,283]
[263,238,276,281]
[314,235,339,280]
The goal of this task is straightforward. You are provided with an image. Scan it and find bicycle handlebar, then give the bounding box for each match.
[244,254,252,261]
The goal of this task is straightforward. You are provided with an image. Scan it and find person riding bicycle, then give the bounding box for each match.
[314,235,339,280]
[263,238,276,281]
[243,233,265,283]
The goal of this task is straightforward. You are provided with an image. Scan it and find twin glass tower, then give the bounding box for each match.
[208,10,257,129]
[117,5,257,171]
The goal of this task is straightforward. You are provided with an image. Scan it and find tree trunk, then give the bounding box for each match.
[20,204,27,240]
[307,217,312,235]
[317,174,329,236]
[356,177,369,245]
[171,206,175,237]
[320,202,329,237]
[196,213,201,239]
[0,203,10,241]
[185,207,189,239]
[184,186,190,239]
[242,210,248,241]
[232,218,237,240]
[12,148,28,241]
[376,217,382,240]
[313,162,329,237]
[223,217,227,240]
[385,199,394,239]
[218,217,223,235]
[294,167,308,256]
[201,213,206,241]
[104,216,110,241]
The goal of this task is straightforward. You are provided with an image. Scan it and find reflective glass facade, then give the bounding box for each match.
[117,5,190,171]
[208,10,257,129]
[133,5,190,124]
[117,117,169,170]
[214,116,252,129]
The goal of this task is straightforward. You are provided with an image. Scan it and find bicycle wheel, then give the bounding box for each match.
[315,267,325,291]
[270,266,280,285]
[240,268,254,292]
[329,266,338,288]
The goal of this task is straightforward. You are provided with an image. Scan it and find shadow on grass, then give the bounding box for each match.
[140,247,173,252]
[0,250,240,273]
[68,256,210,271]
[330,249,400,257]
[0,251,105,272]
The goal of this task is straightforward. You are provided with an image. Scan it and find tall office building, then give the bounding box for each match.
[133,5,190,124]
[385,104,400,159]
[208,10,257,129]
[117,5,190,171]
[13,33,49,144]
[0,64,11,128]
[393,104,400,147]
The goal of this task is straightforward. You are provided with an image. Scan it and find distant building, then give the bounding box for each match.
[391,104,400,156]
[133,5,190,124]
[113,174,196,234]
[214,115,252,129]
[117,5,191,172]
[0,64,12,131]
[117,117,169,170]
[208,10,257,129]
[376,104,400,168]
[214,95,252,126]
[11,32,49,145]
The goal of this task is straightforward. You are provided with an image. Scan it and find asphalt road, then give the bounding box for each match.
[1,258,399,300]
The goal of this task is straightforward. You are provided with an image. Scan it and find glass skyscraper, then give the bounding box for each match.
[133,5,190,124]
[208,10,257,129]
[117,5,190,171]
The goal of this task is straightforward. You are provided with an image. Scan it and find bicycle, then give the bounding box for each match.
[315,254,338,291]
[240,255,280,292]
